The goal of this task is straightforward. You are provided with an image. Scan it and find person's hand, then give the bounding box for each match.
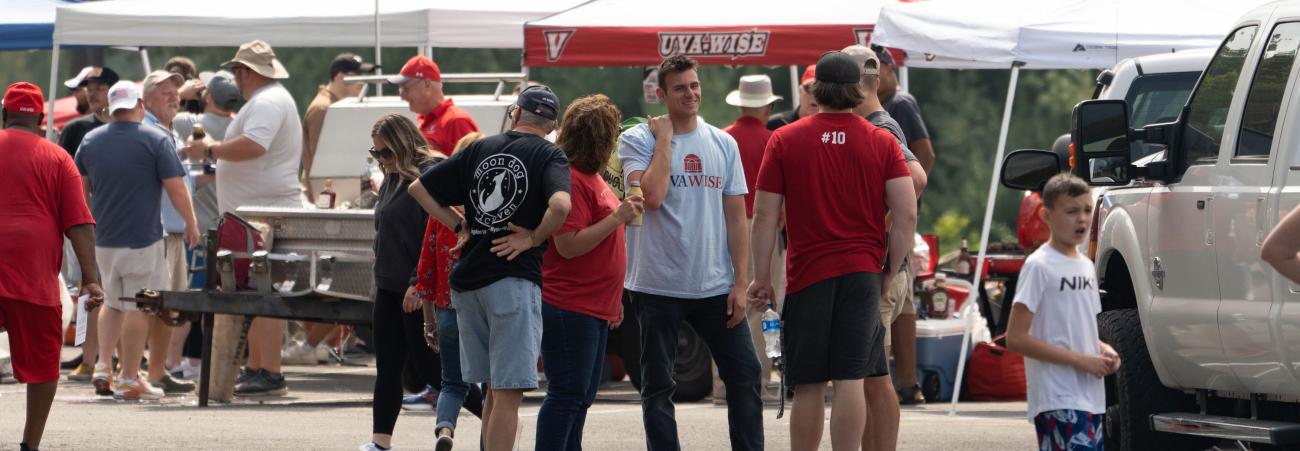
[613,195,645,224]
[183,136,214,162]
[610,306,624,330]
[726,285,748,328]
[450,217,470,253]
[1074,353,1113,378]
[81,282,105,311]
[1100,342,1122,375]
[423,319,440,352]
[403,286,422,313]
[490,223,537,261]
[179,79,205,101]
[648,115,673,143]
[747,278,774,311]
[184,224,201,250]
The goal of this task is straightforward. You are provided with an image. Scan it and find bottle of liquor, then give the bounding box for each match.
[317,179,337,209]
[957,238,973,276]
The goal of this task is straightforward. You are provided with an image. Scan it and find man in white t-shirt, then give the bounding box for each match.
[1006,173,1120,451]
[619,55,762,451]
[185,40,304,397]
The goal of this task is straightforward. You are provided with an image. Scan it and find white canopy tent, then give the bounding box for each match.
[872,0,1275,414]
[45,0,585,134]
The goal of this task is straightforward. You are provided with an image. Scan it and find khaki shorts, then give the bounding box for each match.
[879,266,915,347]
[163,234,188,291]
[96,240,170,312]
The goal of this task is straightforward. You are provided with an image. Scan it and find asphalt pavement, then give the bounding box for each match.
[0,354,1034,450]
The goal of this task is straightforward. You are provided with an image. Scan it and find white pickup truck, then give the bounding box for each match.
[1002,2,1300,449]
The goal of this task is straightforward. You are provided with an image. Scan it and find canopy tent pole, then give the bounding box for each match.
[139,48,151,74]
[949,62,1021,416]
[789,65,800,110]
[374,0,383,97]
[45,41,61,140]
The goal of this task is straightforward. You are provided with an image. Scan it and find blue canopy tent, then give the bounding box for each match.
[0,0,81,50]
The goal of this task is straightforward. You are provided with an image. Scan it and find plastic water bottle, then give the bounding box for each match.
[762,306,782,360]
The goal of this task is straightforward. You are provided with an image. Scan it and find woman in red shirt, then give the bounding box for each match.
[537,95,643,449]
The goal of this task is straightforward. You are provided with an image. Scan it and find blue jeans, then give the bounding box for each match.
[435,306,484,434]
[536,303,609,451]
[452,277,543,389]
[630,291,764,451]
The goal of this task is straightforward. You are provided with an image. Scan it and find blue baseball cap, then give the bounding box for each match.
[516,85,559,121]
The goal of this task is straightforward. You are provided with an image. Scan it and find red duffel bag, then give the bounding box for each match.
[966,336,1027,401]
[214,212,265,290]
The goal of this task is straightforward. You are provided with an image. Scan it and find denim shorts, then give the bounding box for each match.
[451,277,543,389]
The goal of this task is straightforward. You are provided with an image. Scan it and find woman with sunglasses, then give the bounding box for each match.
[362,113,447,451]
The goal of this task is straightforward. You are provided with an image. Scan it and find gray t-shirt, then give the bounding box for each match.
[618,118,748,299]
[866,111,918,162]
[76,121,186,248]
[174,112,233,231]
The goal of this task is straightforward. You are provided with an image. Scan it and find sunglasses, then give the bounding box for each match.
[801,83,814,94]
[368,146,393,159]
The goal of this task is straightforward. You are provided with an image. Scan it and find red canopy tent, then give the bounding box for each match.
[523,0,899,67]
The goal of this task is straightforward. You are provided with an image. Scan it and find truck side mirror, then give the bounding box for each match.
[1001,149,1065,192]
[1073,99,1133,186]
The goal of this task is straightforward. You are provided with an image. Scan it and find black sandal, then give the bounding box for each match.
[896,384,926,405]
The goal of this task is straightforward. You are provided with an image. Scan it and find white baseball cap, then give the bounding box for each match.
[107,80,142,113]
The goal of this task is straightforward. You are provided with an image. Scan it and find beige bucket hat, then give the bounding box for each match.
[726,74,783,108]
[222,40,290,79]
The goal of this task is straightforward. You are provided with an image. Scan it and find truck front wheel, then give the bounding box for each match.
[1098,308,1209,451]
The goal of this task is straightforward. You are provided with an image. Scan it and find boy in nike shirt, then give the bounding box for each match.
[1006,173,1121,451]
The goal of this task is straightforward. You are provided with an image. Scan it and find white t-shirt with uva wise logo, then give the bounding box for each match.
[618,117,748,299]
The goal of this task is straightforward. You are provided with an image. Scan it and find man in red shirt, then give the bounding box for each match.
[748,52,917,451]
[718,74,784,403]
[388,55,480,153]
[0,82,103,451]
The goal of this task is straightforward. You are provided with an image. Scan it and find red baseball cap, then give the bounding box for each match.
[3,82,44,114]
[388,56,442,85]
[800,65,816,86]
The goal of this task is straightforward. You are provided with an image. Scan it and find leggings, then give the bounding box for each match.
[372,288,443,435]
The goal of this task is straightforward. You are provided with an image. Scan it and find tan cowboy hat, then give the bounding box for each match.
[725,74,783,108]
[222,40,290,80]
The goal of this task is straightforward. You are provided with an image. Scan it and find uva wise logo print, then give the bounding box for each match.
[471,154,529,229]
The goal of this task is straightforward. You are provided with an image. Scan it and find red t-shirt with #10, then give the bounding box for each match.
[542,168,625,322]
[0,129,96,306]
[755,112,910,294]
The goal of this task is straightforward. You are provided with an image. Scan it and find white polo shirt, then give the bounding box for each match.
[217,82,306,214]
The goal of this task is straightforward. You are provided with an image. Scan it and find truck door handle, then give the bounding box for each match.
[1197,200,1206,210]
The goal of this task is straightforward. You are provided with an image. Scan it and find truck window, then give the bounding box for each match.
[1180,26,1258,173]
[1126,72,1199,159]
[1236,22,1300,159]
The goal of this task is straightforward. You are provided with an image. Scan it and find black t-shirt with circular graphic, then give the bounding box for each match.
[418,130,570,292]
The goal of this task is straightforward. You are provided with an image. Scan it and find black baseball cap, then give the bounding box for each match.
[815,51,861,84]
[870,44,896,66]
[516,85,560,120]
[329,53,378,79]
[64,66,120,90]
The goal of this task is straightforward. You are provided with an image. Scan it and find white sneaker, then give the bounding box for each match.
[358,443,391,451]
[169,360,200,380]
[314,344,333,363]
[281,341,318,366]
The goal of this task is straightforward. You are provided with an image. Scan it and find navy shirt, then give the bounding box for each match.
[418,131,570,291]
[882,91,930,144]
[75,121,185,248]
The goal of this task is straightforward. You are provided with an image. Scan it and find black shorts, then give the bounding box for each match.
[782,272,887,385]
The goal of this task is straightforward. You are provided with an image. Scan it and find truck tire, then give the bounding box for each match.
[1098,309,1210,451]
[618,311,715,403]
